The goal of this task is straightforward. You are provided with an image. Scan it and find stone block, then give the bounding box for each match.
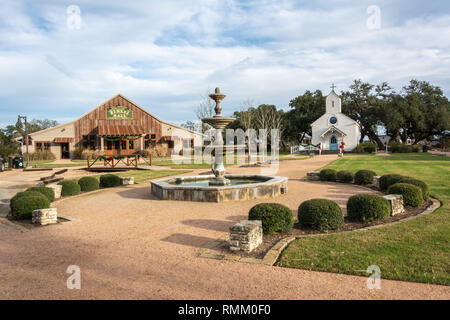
[373,176,381,189]
[32,208,58,226]
[383,194,404,216]
[47,184,62,199]
[120,177,134,185]
[229,220,263,253]
[306,171,320,181]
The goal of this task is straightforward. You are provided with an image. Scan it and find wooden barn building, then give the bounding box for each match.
[19,94,202,159]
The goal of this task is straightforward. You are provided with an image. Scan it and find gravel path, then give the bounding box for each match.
[0,155,448,299]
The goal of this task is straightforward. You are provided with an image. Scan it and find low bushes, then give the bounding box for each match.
[298,199,344,231]
[347,194,390,222]
[379,174,404,190]
[248,203,294,234]
[22,151,56,161]
[78,176,100,192]
[397,177,429,200]
[25,186,54,202]
[379,174,429,200]
[337,170,354,183]
[100,174,121,188]
[387,183,423,207]
[58,180,81,196]
[319,169,337,181]
[10,191,50,220]
[388,142,421,153]
[354,170,376,185]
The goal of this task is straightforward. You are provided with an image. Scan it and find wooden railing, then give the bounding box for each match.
[87,155,139,169]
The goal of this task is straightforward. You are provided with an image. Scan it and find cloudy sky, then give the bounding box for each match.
[0,0,449,128]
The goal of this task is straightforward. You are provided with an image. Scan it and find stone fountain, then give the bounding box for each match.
[201,88,235,186]
[150,87,288,202]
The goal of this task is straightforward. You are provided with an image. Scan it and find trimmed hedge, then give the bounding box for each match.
[78,176,100,192]
[354,170,376,185]
[25,186,54,202]
[388,142,421,153]
[379,174,404,190]
[298,199,344,231]
[100,174,121,188]
[337,170,354,183]
[397,177,429,201]
[248,203,294,234]
[387,183,423,207]
[347,194,390,222]
[10,191,50,220]
[319,169,337,182]
[379,174,429,200]
[58,180,81,196]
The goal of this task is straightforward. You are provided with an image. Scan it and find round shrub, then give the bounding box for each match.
[100,174,121,188]
[10,191,50,220]
[248,203,294,234]
[379,174,404,190]
[78,176,100,192]
[387,183,423,207]
[397,177,429,201]
[298,199,344,231]
[25,186,54,202]
[58,180,81,196]
[347,194,390,222]
[319,169,337,182]
[354,170,376,185]
[336,170,354,183]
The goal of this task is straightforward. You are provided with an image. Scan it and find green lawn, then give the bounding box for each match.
[278,153,450,285]
[32,160,86,168]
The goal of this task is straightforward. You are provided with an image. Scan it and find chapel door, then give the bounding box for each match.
[330,135,338,150]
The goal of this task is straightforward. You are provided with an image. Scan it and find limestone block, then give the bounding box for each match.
[47,184,62,199]
[229,220,263,253]
[32,208,58,226]
[383,194,404,216]
[373,176,381,190]
[306,171,320,181]
[120,177,134,185]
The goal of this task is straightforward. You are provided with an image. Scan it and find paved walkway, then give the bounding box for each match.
[0,155,448,299]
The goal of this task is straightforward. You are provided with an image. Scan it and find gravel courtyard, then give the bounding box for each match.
[0,155,449,299]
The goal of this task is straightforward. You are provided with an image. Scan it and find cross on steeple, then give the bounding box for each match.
[330,83,337,91]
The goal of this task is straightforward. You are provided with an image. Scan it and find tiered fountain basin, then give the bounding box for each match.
[151,174,288,202]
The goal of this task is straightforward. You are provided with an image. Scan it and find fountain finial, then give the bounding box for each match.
[209,87,227,116]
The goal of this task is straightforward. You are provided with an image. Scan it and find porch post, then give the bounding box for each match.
[100,136,104,152]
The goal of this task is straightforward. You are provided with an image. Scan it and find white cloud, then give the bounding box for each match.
[0,0,449,128]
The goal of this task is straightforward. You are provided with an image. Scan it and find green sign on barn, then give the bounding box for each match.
[106,106,133,120]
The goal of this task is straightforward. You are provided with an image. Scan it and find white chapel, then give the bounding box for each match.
[311,86,360,151]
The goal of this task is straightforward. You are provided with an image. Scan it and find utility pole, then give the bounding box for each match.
[17,115,29,168]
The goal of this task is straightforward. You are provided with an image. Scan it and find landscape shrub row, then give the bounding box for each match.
[248,193,393,233]
[10,174,122,220]
[353,142,377,153]
[320,169,429,202]
[379,174,429,201]
[388,142,421,153]
[320,169,376,185]
[250,170,429,233]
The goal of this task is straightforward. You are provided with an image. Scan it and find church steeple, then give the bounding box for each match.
[326,84,341,113]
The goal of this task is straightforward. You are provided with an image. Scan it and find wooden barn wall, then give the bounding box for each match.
[74,96,162,147]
